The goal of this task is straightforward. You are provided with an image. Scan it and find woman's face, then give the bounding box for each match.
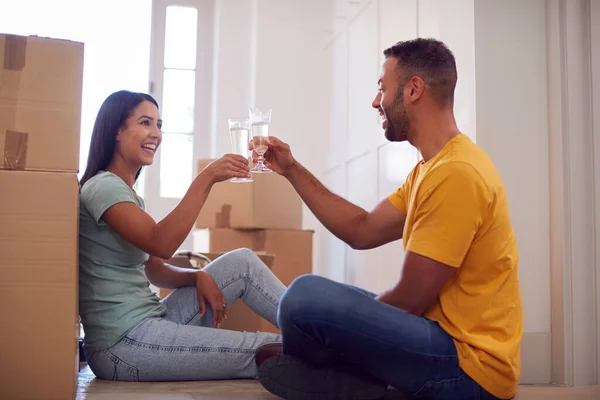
[115,101,162,167]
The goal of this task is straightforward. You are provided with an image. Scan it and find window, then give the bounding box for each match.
[160,133,194,198]
[159,5,198,198]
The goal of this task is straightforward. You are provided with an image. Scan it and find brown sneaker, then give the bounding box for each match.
[255,342,283,367]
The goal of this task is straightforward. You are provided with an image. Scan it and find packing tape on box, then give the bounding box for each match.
[252,231,266,251]
[4,130,29,170]
[2,35,28,169]
[216,204,232,228]
[3,34,27,70]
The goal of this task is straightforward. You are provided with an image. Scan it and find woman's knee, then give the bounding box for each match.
[207,248,256,274]
[221,248,261,269]
[230,248,272,276]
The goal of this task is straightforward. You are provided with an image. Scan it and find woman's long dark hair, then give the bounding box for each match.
[80,90,159,188]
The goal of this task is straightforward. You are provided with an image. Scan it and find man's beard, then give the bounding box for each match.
[384,95,410,142]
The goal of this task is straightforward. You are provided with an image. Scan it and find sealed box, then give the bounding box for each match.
[195,159,303,230]
[0,34,84,172]
[0,170,79,399]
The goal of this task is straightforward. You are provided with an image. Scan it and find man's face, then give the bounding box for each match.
[372,57,410,142]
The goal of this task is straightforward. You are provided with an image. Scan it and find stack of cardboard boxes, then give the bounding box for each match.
[187,160,314,334]
[0,34,84,399]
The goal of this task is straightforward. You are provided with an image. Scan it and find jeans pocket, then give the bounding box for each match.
[412,374,474,400]
[88,349,139,382]
[110,351,140,382]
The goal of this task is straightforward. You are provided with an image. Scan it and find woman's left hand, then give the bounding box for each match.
[195,271,227,328]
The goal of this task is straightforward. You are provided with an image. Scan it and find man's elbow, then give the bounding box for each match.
[348,238,366,250]
[406,306,426,318]
[406,299,438,318]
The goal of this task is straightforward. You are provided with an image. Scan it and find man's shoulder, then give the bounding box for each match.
[431,138,502,190]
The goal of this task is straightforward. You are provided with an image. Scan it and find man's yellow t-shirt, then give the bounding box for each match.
[388,134,523,399]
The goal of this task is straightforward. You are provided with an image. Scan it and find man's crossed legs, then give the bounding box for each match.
[258,275,499,400]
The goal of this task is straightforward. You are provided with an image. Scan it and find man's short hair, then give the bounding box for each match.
[383,38,457,107]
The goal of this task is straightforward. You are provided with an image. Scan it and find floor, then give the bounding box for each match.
[77,365,600,400]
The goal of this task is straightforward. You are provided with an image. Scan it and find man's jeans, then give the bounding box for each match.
[278,274,502,400]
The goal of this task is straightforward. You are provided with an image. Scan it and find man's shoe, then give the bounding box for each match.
[258,354,388,400]
[255,342,284,367]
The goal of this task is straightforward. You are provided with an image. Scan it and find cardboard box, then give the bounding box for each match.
[195,159,303,230]
[0,34,84,172]
[0,171,79,400]
[193,228,313,287]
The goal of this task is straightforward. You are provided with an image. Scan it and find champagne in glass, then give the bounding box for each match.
[249,108,272,173]
[228,118,253,183]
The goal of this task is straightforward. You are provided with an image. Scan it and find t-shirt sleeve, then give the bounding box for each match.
[406,162,490,268]
[388,186,408,215]
[81,173,137,223]
[388,167,417,215]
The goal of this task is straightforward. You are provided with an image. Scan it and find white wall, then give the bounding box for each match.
[474,0,551,382]
[546,0,598,386]
[474,0,553,383]
[591,0,600,384]
[210,0,332,176]
[209,0,254,161]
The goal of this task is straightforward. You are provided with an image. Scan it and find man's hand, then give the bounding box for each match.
[195,271,227,328]
[250,136,296,176]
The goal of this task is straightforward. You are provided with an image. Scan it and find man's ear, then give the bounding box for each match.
[408,76,425,102]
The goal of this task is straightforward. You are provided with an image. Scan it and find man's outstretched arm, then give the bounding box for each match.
[258,137,406,250]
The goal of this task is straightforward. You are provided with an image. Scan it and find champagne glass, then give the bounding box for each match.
[228,118,253,183]
[249,108,272,173]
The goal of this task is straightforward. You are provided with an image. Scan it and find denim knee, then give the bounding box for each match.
[228,248,268,273]
[225,248,255,264]
[278,274,330,327]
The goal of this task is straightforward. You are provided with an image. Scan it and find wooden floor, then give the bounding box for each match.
[77,365,600,400]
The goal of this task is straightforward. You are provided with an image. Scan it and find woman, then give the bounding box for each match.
[78,90,285,381]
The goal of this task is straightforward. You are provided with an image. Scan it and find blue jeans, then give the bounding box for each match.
[86,249,284,381]
[277,275,502,400]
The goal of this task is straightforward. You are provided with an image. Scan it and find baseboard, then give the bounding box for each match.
[520,332,551,384]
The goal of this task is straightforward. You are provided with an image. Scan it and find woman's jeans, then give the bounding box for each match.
[86,249,285,381]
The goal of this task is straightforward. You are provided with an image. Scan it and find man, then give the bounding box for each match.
[254,38,523,400]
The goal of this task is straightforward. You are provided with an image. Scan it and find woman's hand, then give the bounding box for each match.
[201,154,251,183]
[195,271,227,328]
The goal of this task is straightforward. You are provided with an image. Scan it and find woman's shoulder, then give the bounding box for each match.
[82,171,126,191]
[80,171,134,205]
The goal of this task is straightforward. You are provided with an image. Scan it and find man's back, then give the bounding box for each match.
[389,134,523,399]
